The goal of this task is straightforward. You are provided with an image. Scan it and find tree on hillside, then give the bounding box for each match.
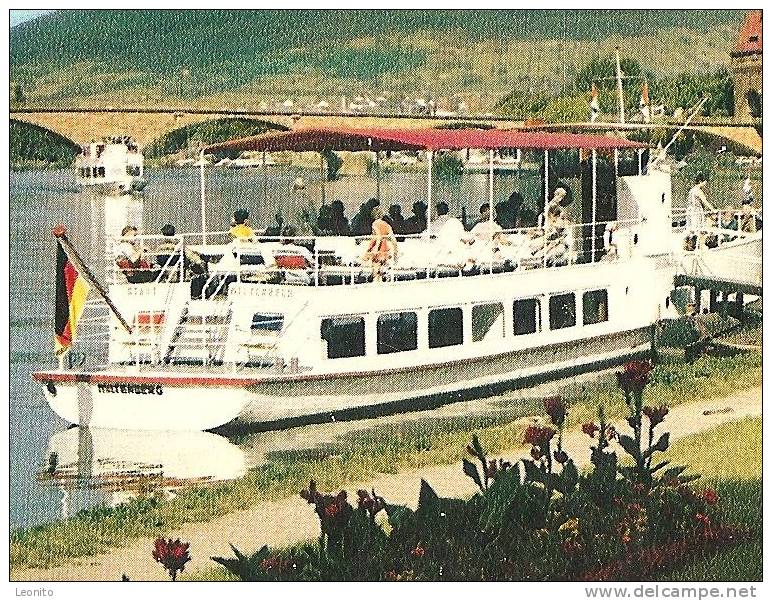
[572,55,653,116]
[652,69,734,118]
[10,81,25,105]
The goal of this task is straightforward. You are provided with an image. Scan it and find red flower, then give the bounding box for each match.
[152,538,191,581]
[701,489,720,506]
[523,424,556,447]
[411,545,426,558]
[300,480,353,539]
[643,405,669,427]
[617,360,653,396]
[582,423,599,438]
[357,488,385,517]
[695,513,711,527]
[543,396,566,426]
[605,425,618,441]
[553,449,569,464]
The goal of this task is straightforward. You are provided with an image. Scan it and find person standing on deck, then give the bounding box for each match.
[686,174,715,248]
[363,207,398,281]
[229,209,256,243]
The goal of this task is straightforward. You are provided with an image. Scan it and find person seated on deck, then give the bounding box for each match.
[115,226,158,284]
[229,209,257,243]
[273,226,314,284]
[263,213,284,238]
[362,207,398,281]
[602,221,619,260]
[156,224,208,296]
[470,203,510,245]
[329,200,351,236]
[403,201,428,235]
[316,204,334,235]
[433,204,475,269]
[351,198,380,236]
[537,187,568,229]
[387,204,408,236]
[426,201,451,238]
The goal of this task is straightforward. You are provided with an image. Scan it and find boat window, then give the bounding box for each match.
[377,312,418,354]
[251,313,284,333]
[583,289,609,325]
[97,166,106,177]
[429,307,463,349]
[321,316,365,359]
[549,293,577,330]
[513,298,540,335]
[472,302,504,342]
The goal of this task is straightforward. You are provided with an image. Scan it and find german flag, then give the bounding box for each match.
[54,239,91,355]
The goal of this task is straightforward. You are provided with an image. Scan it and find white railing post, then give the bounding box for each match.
[591,149,598,263]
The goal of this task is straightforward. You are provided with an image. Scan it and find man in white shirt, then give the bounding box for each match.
[470,203,504,242]
[426,202,452,237]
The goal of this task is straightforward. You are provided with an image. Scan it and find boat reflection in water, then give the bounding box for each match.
[38,427,247,518]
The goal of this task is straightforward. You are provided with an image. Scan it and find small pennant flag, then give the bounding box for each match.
[640,80,651,123]
[589,83,600,123]
[54,238,91,355]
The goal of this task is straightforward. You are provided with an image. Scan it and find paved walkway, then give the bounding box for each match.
[12,386,761,581]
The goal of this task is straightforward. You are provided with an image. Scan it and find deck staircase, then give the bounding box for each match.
[165,299,233,365]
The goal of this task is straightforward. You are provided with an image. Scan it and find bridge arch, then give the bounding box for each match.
[145,116,290,158]
[10,119,80,167]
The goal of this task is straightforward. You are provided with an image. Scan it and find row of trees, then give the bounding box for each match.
[497,56,735,122]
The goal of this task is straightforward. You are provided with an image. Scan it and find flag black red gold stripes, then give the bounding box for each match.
[54,240,90,355]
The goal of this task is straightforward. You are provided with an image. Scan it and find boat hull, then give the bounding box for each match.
[34,327,650,431]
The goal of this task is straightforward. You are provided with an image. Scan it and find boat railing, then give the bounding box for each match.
[104,218,644,290]
[672,208,762,251]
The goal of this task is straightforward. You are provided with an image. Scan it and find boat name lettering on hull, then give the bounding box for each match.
[231,285,295,298]
[96,382,163,395]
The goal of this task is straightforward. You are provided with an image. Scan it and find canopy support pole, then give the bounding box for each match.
[426,151,433,235]
[375,150,381,201]
[488,149,495,274]
[591,149,598,263]
[320,153,326,206]
[614,148,619,177]
[199,149,207,245]
[637,149,643,175]
[262,150,268,206]
[543,150,550,219]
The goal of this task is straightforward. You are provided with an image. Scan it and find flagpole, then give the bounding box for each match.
[53,225,133,334]
[615,47,625,124]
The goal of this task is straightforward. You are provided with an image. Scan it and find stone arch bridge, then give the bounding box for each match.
[10,108,761,156]
[9,108,523,148]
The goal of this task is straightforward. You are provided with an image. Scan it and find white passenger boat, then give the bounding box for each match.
[36,127,681,431]
[75,136,147,194]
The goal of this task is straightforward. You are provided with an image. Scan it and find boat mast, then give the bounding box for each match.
[488,148,495,274]
[426,150,433,234]
[199,149,207,244]
[615,47,625,124]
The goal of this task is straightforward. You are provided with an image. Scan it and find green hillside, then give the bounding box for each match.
[10,9,746,111]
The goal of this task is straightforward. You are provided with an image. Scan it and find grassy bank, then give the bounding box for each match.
[10,350,761,571]
[186,415,763,581]
[657,416,762,580]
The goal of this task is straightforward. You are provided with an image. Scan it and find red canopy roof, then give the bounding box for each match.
[205,126,647,154]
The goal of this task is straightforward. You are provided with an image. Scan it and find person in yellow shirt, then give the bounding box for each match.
[229,209,256,242]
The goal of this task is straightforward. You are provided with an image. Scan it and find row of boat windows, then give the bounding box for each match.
[250,289,607,360]
[78,166,141,178]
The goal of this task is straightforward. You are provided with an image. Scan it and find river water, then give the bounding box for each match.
[9,164,743,529]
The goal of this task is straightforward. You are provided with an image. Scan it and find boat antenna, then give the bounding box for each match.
[199,148,207,244]
[615,47,625,124]
[52,225,133,334]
